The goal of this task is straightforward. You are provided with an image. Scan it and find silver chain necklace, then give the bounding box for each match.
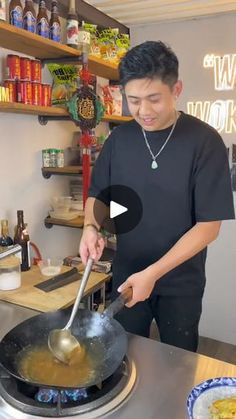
[142,111,178,169]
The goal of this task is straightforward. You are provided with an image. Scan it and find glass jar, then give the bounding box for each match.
[0,254,21,290]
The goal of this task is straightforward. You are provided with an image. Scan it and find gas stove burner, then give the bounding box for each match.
[35,388,88,404]
[0,357,137,418]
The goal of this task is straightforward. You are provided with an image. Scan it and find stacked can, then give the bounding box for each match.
[4,54,51,106]
[42,149,64,168]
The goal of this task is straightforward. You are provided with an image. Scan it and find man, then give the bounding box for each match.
[79,41,235,352]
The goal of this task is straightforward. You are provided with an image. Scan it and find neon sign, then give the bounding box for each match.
[187,53,236,133]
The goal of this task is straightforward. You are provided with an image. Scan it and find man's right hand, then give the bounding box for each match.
[79,225,105,265]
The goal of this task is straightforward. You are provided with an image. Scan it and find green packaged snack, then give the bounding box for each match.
[47,64,79,107]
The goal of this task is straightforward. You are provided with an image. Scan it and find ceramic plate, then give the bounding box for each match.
[187,377,236,419]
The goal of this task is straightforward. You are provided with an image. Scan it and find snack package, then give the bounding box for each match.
[47,64,79,107]
[116,34,130,61]
[98,84,122,116]
[83,23,101,59]
[98,28,119,64]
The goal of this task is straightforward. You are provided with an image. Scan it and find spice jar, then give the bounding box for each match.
[0,255,21,290]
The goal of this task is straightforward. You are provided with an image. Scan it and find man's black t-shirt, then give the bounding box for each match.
[89,112,235,296]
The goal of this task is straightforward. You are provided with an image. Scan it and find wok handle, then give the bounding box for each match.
[104,287,133,318]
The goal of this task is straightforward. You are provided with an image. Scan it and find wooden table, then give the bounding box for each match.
[0,265,111,313]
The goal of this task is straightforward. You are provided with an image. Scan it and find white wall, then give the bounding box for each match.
[0,48,83,260]
[131,13,236,345]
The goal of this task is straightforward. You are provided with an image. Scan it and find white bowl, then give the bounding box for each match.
[38,258,63,276]
[51,196,72,213]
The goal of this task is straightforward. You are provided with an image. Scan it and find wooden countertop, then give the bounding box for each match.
[0,265,111,313]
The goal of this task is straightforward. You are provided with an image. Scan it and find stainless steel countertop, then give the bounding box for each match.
[0,301,235,419]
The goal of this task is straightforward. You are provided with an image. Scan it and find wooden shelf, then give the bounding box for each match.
[0,21,119,80]
[42,166,83,178]
[0,102,68,116]
[0,102,133,123]
[45,215,84,229]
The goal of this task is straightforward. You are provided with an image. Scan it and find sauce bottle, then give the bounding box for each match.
[0,220,13,247]
[49,0,61,42]
[23,0,36,33]
[14,210,31,272]
[9,0,23,28]
[36,0,49,38]
[66,0,78,48]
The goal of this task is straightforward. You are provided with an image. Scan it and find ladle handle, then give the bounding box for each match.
[104,287,133,318]
[64,258,93,330]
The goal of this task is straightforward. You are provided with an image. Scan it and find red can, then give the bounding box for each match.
[4,80,17,102]
[20,57,31,81]
[41,84,52,107]
[17,81,32,105]
[31,59,42,83]
[32,83,42,106]
[6,55,21,81]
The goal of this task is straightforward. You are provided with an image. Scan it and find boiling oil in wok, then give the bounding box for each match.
[17,343,97,387]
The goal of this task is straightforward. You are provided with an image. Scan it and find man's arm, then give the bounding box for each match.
[79,197,108,264]
[119,221,221,307]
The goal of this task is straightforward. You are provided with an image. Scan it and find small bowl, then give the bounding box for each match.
[51,196,72,213]
[38,258,63,276]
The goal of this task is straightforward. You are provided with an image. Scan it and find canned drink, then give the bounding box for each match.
[32,83,42,106]
[20,57,31,81]
[41,84,52,107]
[6,54,21,80]
[42,149,50,168]
[4,80,17,102]
[31,59,42,83]
[17,81,32,104]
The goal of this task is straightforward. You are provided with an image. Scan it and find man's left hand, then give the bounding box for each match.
[117,268,156,308]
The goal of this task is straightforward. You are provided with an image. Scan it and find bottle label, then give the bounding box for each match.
[10,6,23,28]
[66,19,78,45]
[23,11,36,33]
[37,17,49,38]
[50,22,61,42]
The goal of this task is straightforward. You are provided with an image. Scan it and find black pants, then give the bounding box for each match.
[114,294,202,352]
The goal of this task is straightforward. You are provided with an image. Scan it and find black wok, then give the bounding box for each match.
[0,289,132,390]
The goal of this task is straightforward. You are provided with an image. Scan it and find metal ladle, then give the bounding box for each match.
[48,258,93,364]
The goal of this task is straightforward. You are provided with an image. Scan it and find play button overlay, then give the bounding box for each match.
[110,201,128,218]
[93,185,143,234]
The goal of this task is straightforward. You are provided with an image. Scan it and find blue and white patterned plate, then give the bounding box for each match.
[187,377,236,419]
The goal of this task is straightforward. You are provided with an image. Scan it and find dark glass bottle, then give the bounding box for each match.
[0,220,13,247]
[49,0,61,42]
[23,0,36,33]
[36,0,49,38]
[66,0,78,48]
[14,210,31,272]
[9,0,23,28]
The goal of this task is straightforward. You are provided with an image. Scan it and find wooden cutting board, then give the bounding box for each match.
[0,265,111,313]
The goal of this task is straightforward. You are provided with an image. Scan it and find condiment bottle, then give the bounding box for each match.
[9,0,23,28]
[66,0,78,48]
[36,0,49,38]
[23,0,36,33]
[14,210,31,271]
[0,220,13,247]
[49,0,61,42]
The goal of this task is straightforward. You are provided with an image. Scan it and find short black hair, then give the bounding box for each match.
[119,41,179,88]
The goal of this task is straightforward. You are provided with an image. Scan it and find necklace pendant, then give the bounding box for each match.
[151,160,158,169]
